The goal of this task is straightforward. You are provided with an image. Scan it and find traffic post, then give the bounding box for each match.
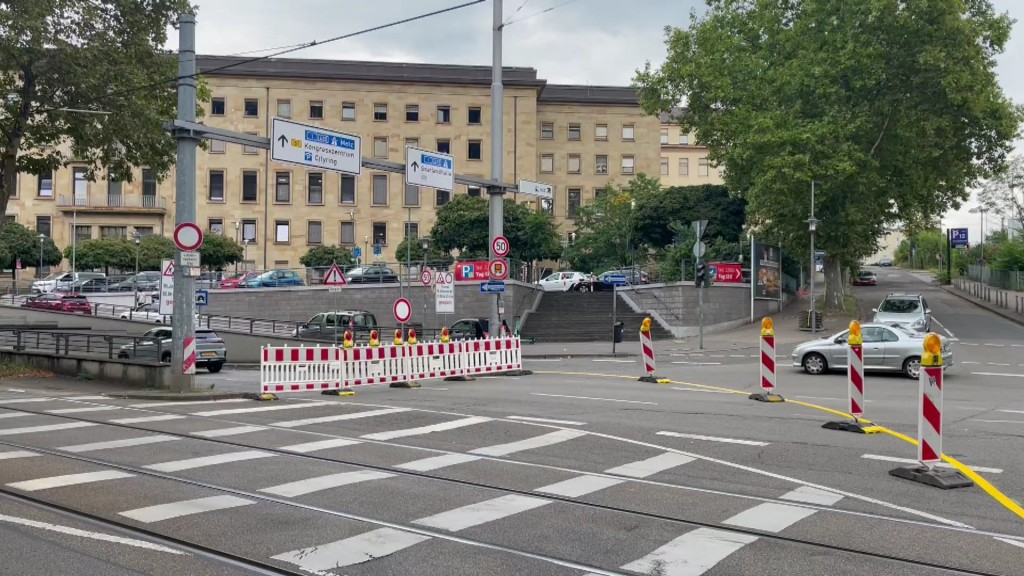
[750,317,784,402]
[890,334,972,489]
[637,318,667,383]
[823,321,881,433]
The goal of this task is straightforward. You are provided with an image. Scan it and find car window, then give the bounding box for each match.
[921,298,929,311]
[309,313,324,325]
[879,298,920,314]
[324,314,337,326]
[353,314,367,328]
[880,328,899,342]
[196,330,220,341]
[542,274,558,282]
[861,327,885,343]
[452,321,471,332]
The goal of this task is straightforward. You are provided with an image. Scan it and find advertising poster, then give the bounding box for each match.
[752,242,782,300]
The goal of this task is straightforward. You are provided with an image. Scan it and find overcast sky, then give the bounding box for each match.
[190,0,1024,241]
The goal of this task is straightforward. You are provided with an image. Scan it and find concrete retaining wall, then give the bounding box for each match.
[618,282,785,337]
[0,349,173,388]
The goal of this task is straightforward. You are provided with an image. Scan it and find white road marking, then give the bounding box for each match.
[0,513,184,555]
[619,528,759,576]
[109,414,186,424]
[0,398,50,404]
[129,398,250,408]
[271,407,411,428]
[260,470,394,497]
[61,395,109,401]
[531,393,658,405]
[995,537,1024,550]
[396,453,481,471]
[412,494,550,532]
[120,495,253,523]
[962,361,981,365]
[0,422,96,435]
[0,450,38,460]
[998,409,1024,415]
[672,361,723,366]
[144,450,274,472]
[860,454,1002,474]
[506,416,587,426]
[657,431,769,447]
[361,416,491,441]
[972,372,1024,378]
[47,406,122,414]
[605,452,696,478]
[278,438,361,453]
[534,475,624,498]
[8,470,134,491]
[191,401,334,417]
[723,502,819,533]
[591,358,635,363]
[272,528,430,571]
[470,429,587,457]
[671,387,735,395]
[192,426,267,438]
[779,486,844,506]
[0,413,29,420]
[931,318,955,338]
[60,435,180,453]
[985,343,1006,347]
[960,342,979,346]
[974,419,1024,425]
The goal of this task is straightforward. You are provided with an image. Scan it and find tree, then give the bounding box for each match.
[393,237,454,268]
[64,238,135,273]
[137,235,175,271]
[430,195,562,263]
[299,245,355,268]
[978,154,1024,232]
[631,181,746,248]
[199,234,244,271]
[564,180,646,272]
[0,1,200,220]
[634,0,1021,309]
[0,221,61,274]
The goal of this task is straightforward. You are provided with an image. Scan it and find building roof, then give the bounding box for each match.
[658,106,687,123]
[537,84,640,106]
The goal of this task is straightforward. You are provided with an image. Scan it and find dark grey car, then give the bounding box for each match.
[118,327,227,372]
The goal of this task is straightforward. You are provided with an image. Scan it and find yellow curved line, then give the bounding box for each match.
[533,369,1024,522]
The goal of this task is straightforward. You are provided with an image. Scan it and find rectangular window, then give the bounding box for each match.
[468,107,482,124]
[436,105,451,124]
[209,219,224,236]
[678,158,689,176]
[307,172,323,205]
[373,137,388,158]
[244,98,259,117]
[277,99,291,118]
[467,186,481,198]
[373,103,387,121]
[73,167,88,204]
[37,171,53,198]
[405,104,419,122]
[595,188,606,200]
[699,157,709,176]
[210,139,225,154]
[309,100,323,119]
[36,216,51,237]
[679,132,689,145]
[307,221,323,245]
[567,188,581,218]
[568,154,581,174]
[405,137,419,149]
[208,170,225,202]
[540,123,554,139]
[404,182,420,206]
[8,174,15,198]
[540,154,554,173]
[372,174,388,205]
[211,98,225,116]
[100,226,126,239]
[74,225,92,243]
[436,139,450,154]
[241,219,257,244]
[436,189,451,206]
[404,222,419,239]
[595,155,608,174]
[621,155,635,175]
[660,157,669,175]
[242,170,258,202]
[340,221,355,244]
[468,140,482,160]
[275,171,291,203]
[342,102,356,121]
[134,226,153,236]
[142,168,156,207]
[568,123,581,141]
[372,222,387,246]
[340,175,356,204]
[622,124,635,141]
[660,129,669,145]
[595,124,608,140]
[275,220,289,243]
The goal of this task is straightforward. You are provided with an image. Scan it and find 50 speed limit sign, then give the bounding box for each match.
[492,235,510,258]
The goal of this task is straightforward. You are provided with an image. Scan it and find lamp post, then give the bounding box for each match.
[969,206,987,278]
[421,236,430,323]
[233,221,240,274]
[242,238,250,267]
[364,235,369,265]
[37,234,45,279]
[133,231,141,306]
[807,181,819,333]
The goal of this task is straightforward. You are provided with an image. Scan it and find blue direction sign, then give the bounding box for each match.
[194,290,209,307]
[353,247,362,259]
[373,244,382,256]
[271,118,362,176]
[479,281,506,294]
[951,228,969,248]
[603,273,628,286]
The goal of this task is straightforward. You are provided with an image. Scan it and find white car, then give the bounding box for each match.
[537,271,588,292]
[32,271,105,293]
[119,303,200,326]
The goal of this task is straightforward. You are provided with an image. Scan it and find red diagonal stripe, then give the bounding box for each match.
[850,398,862,414]
[761,351,775,372]
[850,366,863,393]
[924,366,942,390]
[921,439,940,462]
[922,393,941,433]
[761,376,775,389]
[642,343,654,358]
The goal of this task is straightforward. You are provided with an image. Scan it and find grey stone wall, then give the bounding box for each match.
[618,282,782,337]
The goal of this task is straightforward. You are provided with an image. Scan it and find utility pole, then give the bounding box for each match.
[807,181,819,334]
[487,0,504,337]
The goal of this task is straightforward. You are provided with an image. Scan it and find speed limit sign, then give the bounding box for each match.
[492,235,510,257]
[420,269,433,286]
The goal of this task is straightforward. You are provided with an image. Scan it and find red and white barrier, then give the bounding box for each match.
[344,345,406,387]
[637,318,659,383]
[823,321,879,433]
[750,317,783,402]
[183,336,196,375]
[261,346,341,393]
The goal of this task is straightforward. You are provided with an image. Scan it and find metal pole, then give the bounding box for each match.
[698,283,704,349]
[487,0,504,338]
[170,14,198,391]
[134,236,140,307]
[38,239,42,279]
[402,207,410,333]
[71,211,76,278]
[946,228,952,283]
[611,284,617,354]
[809,181,817,334]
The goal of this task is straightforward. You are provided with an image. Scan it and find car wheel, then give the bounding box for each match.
[161,352,171,363]
[802,353,828,375]
[904,356,921,379]
[207,363,223,374]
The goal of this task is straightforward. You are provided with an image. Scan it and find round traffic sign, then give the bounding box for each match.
[492,235,510,258]
[420,269,433,286]
[489,258,509,281]
[393,298,412,324]
[174,222,204,252]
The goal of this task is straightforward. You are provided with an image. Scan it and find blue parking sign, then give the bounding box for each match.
[951,228,969,248]
[353,247,362,258]
[373,244,382,256]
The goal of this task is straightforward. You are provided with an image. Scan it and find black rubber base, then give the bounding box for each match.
[444,375,476,382]
[389,381,422,388]
[321,389,355,396]
[242,392,277,401]
[638,375,659,383]
[889,466,974,489]
[749,392,785,403]
[504,369,534,376]
[822,420,882,434]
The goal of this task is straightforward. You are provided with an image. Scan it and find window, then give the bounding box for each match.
[275,220,289,243]
[74,225,92,243]
[372,222,387,246]
[698,157,709,176]
[208,170,225,202]
[404,222,419,239]
[275,171,291,203]
[241,220,257,244]
[568,154,581,174]
[307,221,323,245]
[244,98,258,117]
[679,132,689,145]
[436,189,451,206]
[568,123,581,141]
[404,182,420,206]
[73,167,88,204]
[340,221,355,244]
[540,196,553,215]
[678,158,689,176]
[340,175,356,204]
[621,155,635,175]
[307,172,324,205]
[211,98,225,116]
[373,137,388,158]
[36,216,51,237]
[372,174,388,205]
[622,124,635,141]
[660,129,669,145]
[277,99,291,118]
[540,123,554,139]
[468,107,482,124]
[209,219,223,236]
[373,103,387,121]
[567,188,581,218]
[595,188,606,200]
[342,102,356,120]
[309,100,323,119]
[540,154,554,173]
[142,168,157,206]
[595,155,608,174]
[436,105,451,124]
[134,226,153,236]
[37,171,53,198]
[595,124,608,140]
[405,137,419,148]
[405,104,419,122]
[210,139,225,154]
[468,140,482,160]
[242,131,258,154]
[100,226,126,239]
[242,170,258,202]
[660,157,669,175]
[467,186,481,198]
[436,139,451,154]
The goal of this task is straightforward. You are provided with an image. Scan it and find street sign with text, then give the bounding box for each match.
[159,259,174,315]
[951,228,969,248]
[479,281,506,294]
[518,179,553,200]
[272,117,362,176]
[435,271,455,314]
[406,146,455,192]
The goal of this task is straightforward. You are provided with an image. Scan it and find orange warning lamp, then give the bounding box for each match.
[369,329,380,347]
[640,317,652,334]
[441,327,450,343]
[393,328,403,346]
[848,320,863,346]
[922,333,943,367]
[408,328,417,345]
[343,330,354,348]
[761,316,774,337]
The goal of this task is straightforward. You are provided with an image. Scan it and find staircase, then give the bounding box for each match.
[520,290,674,343]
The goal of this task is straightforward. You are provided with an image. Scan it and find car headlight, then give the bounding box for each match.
[912,318,926,327]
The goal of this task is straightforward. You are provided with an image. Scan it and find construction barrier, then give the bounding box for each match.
[750,317,783,402]
[823,321,879,433]
[260,346,342,393]
[637,317,663,383]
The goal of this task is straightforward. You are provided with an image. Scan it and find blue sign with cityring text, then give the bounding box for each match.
[951,228,969,248]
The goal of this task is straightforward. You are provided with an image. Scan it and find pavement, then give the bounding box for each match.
[0,266,1023,575]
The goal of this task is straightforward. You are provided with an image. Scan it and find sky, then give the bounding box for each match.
[188,0,1024,243]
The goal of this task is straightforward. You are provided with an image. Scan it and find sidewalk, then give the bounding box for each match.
[944,277,1024,327]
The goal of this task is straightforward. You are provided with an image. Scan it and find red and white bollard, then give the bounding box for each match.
[637,317,661,383]
[823,321,879,433]
[750,317,783,402]
[182,336,196,375]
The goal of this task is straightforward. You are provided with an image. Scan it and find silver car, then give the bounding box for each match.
[872,293,931,332]
[791,322,952,378]
[117,327,227,373]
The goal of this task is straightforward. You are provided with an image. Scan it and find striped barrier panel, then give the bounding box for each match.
[343,345,407,387]
[261,346,341,393]
[463,337,521,375]
[406,341,463,381]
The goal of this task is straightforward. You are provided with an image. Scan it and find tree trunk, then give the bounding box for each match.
[823,255,846,311]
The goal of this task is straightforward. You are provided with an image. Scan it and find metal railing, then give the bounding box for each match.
[0,328,164,362]
[966,264,1024,291]
[57,194,166,210]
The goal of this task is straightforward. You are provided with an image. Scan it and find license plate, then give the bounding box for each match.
[201,352,218,358]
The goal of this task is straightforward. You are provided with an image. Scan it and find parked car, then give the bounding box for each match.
[853,271,878,286]
[117,327,226,372]
[792,322,952,378]
[878,257,894,267]
[197,271,227,290]
[118,302,200,326]
[109,271,161,292]
[872,293,931,332]
[448,318,490,340]
[31,271,105,293]
[292,310,378,342]
[56,277,115,293]
[241,269,305,288]
[21,293,92,314]
[219,271,261,289]
[616,267,650,285]
[537,271,588,292]
[345,265,399,284]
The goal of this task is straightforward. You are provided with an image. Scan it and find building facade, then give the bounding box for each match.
[657,109,723,187]
[5,55,660,271]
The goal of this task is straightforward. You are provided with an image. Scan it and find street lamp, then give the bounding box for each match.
[133,231,141,306]
[806,215,820,334]
[364,235,370,265]
[37,234,45,279]
[969,206,988,270]
[233,221,240,274]
[242,238,250,266]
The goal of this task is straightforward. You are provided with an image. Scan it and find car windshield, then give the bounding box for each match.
[63,296,88,303]
[196,330,221,340]
[858,272,873,278]
[879,298,919,313]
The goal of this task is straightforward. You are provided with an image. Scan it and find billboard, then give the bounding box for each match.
[752,242,782,300]
[708,262,743,283]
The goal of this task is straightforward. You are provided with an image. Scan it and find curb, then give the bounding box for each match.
[940,285,1024,328]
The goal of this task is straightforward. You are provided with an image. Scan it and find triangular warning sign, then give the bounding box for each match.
[323,262,347,286]
[162,261,175,277]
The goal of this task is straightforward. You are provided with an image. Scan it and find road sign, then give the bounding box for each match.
[479,281,506,294]
[604,273,627,286]
[393,298,412,324]
[420,269,433,286]
[323,263,347,286]
[373,244,382,256]
[353,247,362,259]
[194,290,209,306]
[328,286,344,293]
[159,259,174,315]
[436,272,454,314]
[181,251,200,268]
[492,236,510,257]
[488,258,509,280]
[406,146,455,192]
[173,222,203,252]
[693,241,706,259]
[272,118,361,175]
[951,228,969,248]
[518,179,553,200]
[15,258,21,270]
[692,219,709,238]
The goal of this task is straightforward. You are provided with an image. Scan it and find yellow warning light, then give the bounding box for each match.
[849,320,861,337]
[924,333,942,355]
[762,317,773,332]
[640,317,652,333]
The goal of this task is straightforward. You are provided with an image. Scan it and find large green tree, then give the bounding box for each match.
[199,234,244,271]
[299,245,355,268]
[0,221,61,274]
[430,195,561,263]
[0,0,197,219]
[392,237,454,268]
[634,0,1021,308]
[64,237,135,273]
[564,177,654,272]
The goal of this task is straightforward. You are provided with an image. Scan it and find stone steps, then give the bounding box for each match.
[521,291,673,342]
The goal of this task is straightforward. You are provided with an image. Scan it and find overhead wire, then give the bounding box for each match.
[504,0,583,26]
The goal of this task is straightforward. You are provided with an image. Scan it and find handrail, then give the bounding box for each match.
[0,328,165,362]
